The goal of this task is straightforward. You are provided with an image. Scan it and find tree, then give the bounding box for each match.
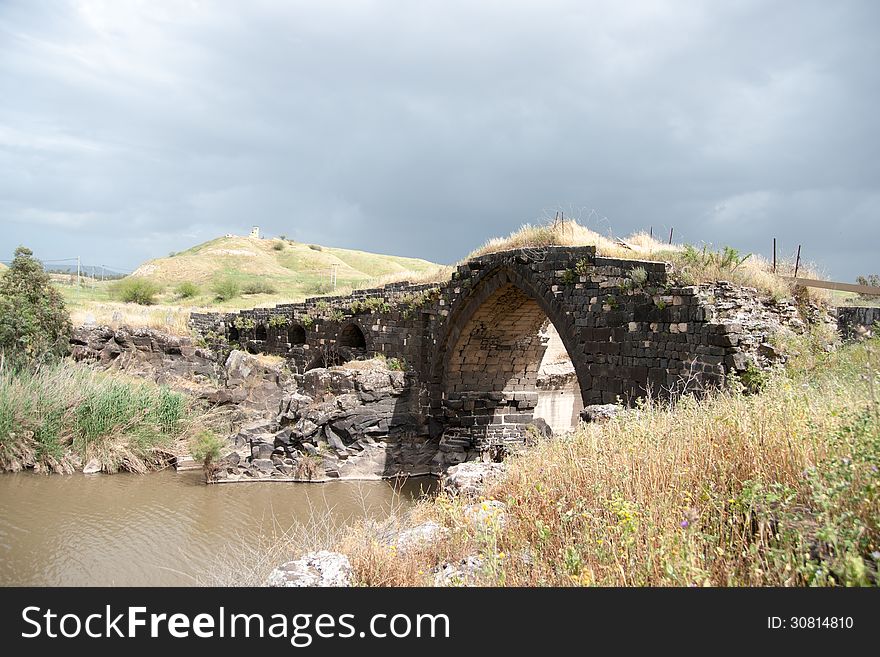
[0,246,72,368]
[856,274,880,301]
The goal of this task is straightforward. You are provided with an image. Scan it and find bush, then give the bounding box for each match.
[211,278,241,302]
[175,281,200,299]
[112,278,163,305]
[272,241,285,251]
[856,274,879,301]
[308,244,323,251]
[190,430,226,482]
[0,246,71,369]
[307,281,334,295]
[241,280,278,295]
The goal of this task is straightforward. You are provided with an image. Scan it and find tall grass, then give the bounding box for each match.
[330,335,880,586]
[0,360,203,474]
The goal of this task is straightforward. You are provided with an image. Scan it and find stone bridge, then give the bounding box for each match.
[191,245,804,457]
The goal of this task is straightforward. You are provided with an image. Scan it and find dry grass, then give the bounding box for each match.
[329,335,880,587]
[199,484,426,586]
[69,301,197,335]
[465,220,826,301]
[467,222,665,261]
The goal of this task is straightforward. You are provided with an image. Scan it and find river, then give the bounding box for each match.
[0,470,434,586]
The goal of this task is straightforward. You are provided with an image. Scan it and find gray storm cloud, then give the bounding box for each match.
[0,0,877,278]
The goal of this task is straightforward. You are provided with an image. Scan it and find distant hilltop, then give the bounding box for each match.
[128,233,443,303]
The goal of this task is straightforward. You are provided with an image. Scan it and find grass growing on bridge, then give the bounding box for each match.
[334,333,879,587]
[468,219,826,301]
[0,360,209,474]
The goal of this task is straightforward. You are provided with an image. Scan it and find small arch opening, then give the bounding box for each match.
[229,325,240,342]
[255,323,268,341]
[338,323,366,349]
[288,324,306,345]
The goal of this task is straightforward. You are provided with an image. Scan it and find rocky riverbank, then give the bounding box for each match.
[71,325,444,481]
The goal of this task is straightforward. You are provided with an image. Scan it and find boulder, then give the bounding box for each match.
[463,500,507,532]
[432,555,484,587]
[82,458,102,475]
[267,551,353,587]
[442,461,506,497]
[252,458,276,472]
[579,404,624,423]
[395,521,449,553]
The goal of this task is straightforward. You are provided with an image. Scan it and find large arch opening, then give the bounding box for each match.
[254,323,268,341]
[338,323,366,349]
[440,280,585,445]
[288,324,306,345]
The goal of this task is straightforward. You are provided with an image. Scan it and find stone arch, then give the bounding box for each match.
[228,324,240,342]
[254,323,268,341]
[288,324,306,345]
[338,322,367,350]
[305,346,357,371]
[431,265,589,441]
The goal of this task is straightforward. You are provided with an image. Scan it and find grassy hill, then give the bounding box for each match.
[131,235,440,299]
[57,235,446,331]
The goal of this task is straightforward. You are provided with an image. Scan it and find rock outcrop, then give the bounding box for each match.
[215,362,436,482]
[266,551,353,587]
[441,461,506,497]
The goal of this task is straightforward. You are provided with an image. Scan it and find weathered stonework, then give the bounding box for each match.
[190,246,818,463]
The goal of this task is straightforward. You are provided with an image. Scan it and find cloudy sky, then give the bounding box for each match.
[0,0,877,278]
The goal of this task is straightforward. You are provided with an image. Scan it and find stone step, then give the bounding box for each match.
[173,455,203,472]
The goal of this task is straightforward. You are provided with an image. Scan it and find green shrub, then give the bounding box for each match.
[629,266,648,287]
[386,357,406,371]
[308,281,334,295]
[112,278,163,305]
[856,274,880,301]
[175,281,200,299]
[242,280,277,295]
[232,317,256,331]
[212,278,241,301]
[308,244,323,251]
[190,430,226,482]
[0,246,72,369]
[272,241,285,251]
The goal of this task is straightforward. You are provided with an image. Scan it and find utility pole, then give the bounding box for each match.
[101,265,105,282]
[76,256,81,287]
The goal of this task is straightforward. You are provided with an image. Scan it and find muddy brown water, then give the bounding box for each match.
[0,470,435,586]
